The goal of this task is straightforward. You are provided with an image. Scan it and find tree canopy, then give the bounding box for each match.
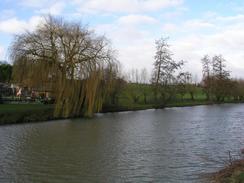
[0,62,12,83]
[151,37,184,105]
[10,16,117,117]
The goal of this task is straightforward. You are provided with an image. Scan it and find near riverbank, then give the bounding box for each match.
[211,159,244,183]
[1,100,243,125]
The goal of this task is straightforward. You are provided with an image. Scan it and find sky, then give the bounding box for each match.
[1,0,244,79]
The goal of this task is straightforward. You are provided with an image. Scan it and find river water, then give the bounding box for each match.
[0,104,244,182]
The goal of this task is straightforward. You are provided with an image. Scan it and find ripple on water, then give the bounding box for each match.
[0,104,244,182]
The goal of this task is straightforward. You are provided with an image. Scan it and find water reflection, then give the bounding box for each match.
[0,104,244,182]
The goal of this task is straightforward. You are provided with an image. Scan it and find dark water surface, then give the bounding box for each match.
[0,104,244,182]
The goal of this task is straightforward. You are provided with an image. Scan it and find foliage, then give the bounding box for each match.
[151,37,184,105]
[211,159,244,183]
[107,77,127,105]
[0,104,54,125]
[10,16,117,118]
[0,63,12,83]
[201,54,241,102]
[201,55,212,100]
[211,55,231,101]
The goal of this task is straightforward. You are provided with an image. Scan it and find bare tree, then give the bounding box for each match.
[177,72,195,100]
[212,55,230,79]
[140,68,149,84]
[151,37,184,105]
[183,72,197,101]
[201,54,212,100]
[125,68,141,83]
[211,55,231,101]
[140,68,149,104]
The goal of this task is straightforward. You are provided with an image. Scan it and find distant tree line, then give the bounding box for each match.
[105,37,244,108]
[202,54,244,102]
[104,37,200,108]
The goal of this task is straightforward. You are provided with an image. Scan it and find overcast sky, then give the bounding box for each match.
[1,0,244,79]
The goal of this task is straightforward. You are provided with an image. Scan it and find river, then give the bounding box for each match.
[0,104,244,182]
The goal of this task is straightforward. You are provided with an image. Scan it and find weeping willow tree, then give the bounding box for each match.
[10,16,118,118]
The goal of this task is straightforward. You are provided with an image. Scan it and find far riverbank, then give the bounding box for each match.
[1,100,244,125]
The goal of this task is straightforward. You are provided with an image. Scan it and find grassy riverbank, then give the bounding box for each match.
[0,100,243,125]
[0,104,54,125]
[2,83,244,125]
[211,159,244,183]
[101,100,213,113]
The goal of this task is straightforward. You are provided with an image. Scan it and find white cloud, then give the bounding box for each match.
[94,14,159,71]
[183,19,215,30]
[162,23,178,32]
[95,12,244,78]
[0,46,5,59]
[19,0,53,8]
[37,2,65,15]
[0,18,26,34]
[117,15,158,26]
[156,13,244,79]
[161,20,215,35]
[118,42,155,71]
[95,14,158,44]
[0,16,43,34]
[161,6,188,19]
[75,0,183,14]
[17,0,65,15]
[170,28,244,78]
[215,14,244,24]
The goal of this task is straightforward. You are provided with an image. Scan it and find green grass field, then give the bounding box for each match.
[0,104,54,125]
[0,84,241,125]
[112,83,207,107]
[0,104,53,113]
